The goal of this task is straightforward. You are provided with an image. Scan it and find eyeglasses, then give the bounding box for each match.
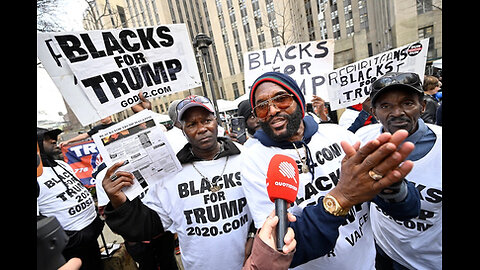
[371,72,421,91]
[252,93,294,119]
[176,95,212,112]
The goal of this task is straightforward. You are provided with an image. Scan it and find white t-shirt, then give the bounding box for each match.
[356,123,442,269]
[143,146,251,270]
[338,108,360,128]
[164,127,188,154]
[241,123,377,270]
[94,167,109,207]
[37,161,97,231]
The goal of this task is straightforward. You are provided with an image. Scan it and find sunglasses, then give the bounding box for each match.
[371,72,421,91]
[176,95,212,112]
[252,93,295,119]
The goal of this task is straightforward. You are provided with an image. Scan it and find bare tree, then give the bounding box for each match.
[83,0,119,30]
[82,0,145,30]
[274,0,297,45]
[37,0,64,32]
[256,0,297,46]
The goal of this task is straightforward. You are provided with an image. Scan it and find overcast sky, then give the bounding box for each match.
[37,0,88,123]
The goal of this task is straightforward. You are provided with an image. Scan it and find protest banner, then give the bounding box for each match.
[92,109,182,200]
[326,38,430,111]
[244,40,334,100]
[37,24,202,126]
[38,34,101,125]
[61,140,102,187]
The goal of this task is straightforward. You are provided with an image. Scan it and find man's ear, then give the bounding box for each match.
[370,106,377,120]
[420,99,427,113]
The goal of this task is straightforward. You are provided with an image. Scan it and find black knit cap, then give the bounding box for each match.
[249,72,306,118]
[237,99,253,119]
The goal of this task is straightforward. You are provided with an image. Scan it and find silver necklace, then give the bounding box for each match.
[191,156,229,192]
[190,142,223,160]
[292,143,309,174]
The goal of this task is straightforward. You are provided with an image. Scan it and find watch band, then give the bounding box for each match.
[323,193,351,216]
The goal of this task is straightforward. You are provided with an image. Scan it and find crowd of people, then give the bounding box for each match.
[37,71,442,270]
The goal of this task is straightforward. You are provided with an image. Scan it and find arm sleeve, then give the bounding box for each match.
[372,179,421,221]
[242,234,294,270]
[87,125,100,136]
[421,99,437,124]
[104,197,165,241]
[338,109,359,128]
[347,110,370,133]
[289,198,345,268]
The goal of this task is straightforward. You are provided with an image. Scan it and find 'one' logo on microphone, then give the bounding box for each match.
[279,161,297,183]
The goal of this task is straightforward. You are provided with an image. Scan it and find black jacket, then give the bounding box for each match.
[421,94,439,124]
[104,137,241,241]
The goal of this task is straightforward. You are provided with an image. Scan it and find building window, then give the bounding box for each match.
[143,0,154,25]
[305,0,315,41]
[417,0,433,15]
[226,46,236,75]
[318,1,328,39]
[358,0,369,30]
[136,0,147,26]
[117,5,128,28]
[232,82,240,99]
[330,0,340,40]
[418,25,436,60]
[344,0,353,36]
[151,0,160,24]
[266,0,279,46]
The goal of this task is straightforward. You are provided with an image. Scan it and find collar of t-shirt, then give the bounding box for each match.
[176,137,241,164]
[252,115,319,179]
[382,118,436,162]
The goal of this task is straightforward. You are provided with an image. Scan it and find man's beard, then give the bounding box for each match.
[259,105,303,141]
[52,149,64,160]
[246,125,257,136]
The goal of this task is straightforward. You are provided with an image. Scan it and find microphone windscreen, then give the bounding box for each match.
[266,154,300,203]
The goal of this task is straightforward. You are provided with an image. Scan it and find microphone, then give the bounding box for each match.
[266,154,300,251]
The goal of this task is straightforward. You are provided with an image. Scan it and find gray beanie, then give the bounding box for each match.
[168,99,181,124]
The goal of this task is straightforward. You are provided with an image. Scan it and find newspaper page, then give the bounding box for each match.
[92,109,182,200]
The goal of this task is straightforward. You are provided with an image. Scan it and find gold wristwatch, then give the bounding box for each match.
[323,193,351,216]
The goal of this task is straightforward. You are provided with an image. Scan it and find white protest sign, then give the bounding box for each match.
[37,24,202,126]
[244,40,334,100]
[37,36,101,125]
[326,38,430,111]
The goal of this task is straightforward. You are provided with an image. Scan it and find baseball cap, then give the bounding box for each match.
[370,72,424,106]
[37,127,62,140]
[168,99,181,123]
[176,95,215,122]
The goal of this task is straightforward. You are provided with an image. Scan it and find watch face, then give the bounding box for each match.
[324,197,336,211]
[324,194,350,216]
